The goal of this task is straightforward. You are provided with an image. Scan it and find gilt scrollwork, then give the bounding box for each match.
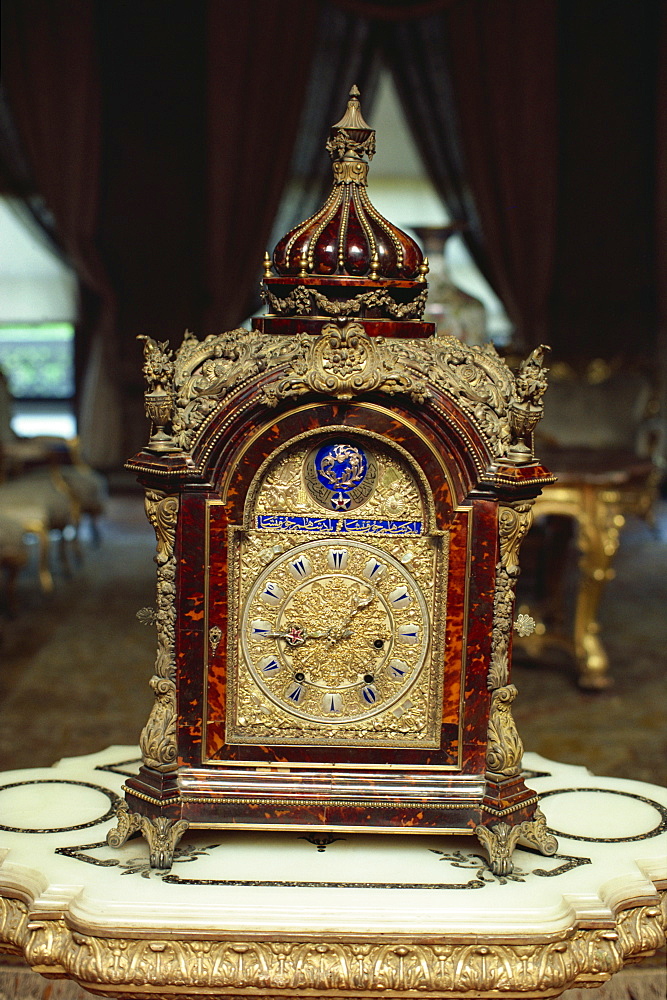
[475,807,558,875]
[105,801,143,850]
[475,822,522,877]
[139,815,189,870]
[139,490,179,771]
[5,893,664,997]
[260,322,431,406]
[138,327,542,465]
[486,684,524,776]
[488,570,515,691]
[164,326,518,460]
[262,284,428,321]
[105,803,189,870]
[498,502,534,576]
[170,328,305,451]
[0,896,28,955]
[517,807,558,858]
[488,502,534,690]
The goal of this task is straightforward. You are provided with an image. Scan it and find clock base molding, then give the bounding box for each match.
[113,764,556,873]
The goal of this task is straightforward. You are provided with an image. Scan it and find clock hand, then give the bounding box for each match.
[329,587,376,643]
[266,626,330,647]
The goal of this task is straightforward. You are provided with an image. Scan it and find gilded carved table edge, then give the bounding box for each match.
[1,888,665,999]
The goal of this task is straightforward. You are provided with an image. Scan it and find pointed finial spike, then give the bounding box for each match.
[263,251,272,279]
[332,86,373,133]
[299,250,308,278]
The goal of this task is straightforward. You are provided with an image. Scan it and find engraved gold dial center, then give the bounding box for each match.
[241,538,431,725]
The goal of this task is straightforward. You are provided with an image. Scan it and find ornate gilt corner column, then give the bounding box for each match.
[139,490,180,772]
[106,488,189,865]
[488,502,533,692]
[486,683,524,777]
[477,499,558,874]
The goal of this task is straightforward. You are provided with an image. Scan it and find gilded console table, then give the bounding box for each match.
[520,447,659,689]
[0,746,665,999]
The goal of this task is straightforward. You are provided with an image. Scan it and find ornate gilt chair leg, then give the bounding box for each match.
[573,488,623,689]
[32,522,54,593]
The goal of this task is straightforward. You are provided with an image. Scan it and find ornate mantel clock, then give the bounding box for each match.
[109,87,557,875]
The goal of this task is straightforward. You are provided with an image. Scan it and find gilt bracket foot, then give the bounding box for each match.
[475,808,558,876]
[106,802,189,869]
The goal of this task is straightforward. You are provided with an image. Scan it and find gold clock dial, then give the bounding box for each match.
[241,539,429,724]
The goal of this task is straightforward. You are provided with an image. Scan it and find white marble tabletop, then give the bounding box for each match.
[0,747,665,999]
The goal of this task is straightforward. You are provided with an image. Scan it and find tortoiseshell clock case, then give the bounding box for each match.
[108,88,558,875]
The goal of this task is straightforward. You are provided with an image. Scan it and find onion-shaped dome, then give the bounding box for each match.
[257,87,433,338]
[273,87,424,280]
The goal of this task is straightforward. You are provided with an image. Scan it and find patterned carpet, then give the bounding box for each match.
[0,489,664,999]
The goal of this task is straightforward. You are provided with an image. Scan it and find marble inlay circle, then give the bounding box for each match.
[0,780,119,833]
[540,788,667,842]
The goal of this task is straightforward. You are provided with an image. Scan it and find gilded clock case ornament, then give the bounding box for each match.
[114,86,557,874]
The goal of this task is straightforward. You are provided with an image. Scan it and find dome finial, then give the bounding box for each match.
[332,84,372,133]
[327,85,375,171]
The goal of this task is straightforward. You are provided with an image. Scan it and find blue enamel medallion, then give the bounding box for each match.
[314,442,368,493]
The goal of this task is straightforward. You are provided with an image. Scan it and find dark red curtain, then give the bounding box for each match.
[384,0,559,349]
[205,0,319,332]
[658,4,667,384]
[93,2,208,458]
[1,0,320,460]
[2,0,663,463]
[1,0,114,392]
[551,0,660,360]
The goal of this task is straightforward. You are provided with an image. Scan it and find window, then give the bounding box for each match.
[0,321,74,399]
[0,197,77,436]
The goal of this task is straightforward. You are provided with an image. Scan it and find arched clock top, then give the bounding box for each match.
[243,430,435,534]
[212,404,475,525]
[129,322,546,498]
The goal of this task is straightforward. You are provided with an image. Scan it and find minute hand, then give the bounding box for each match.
[329,588,376,642]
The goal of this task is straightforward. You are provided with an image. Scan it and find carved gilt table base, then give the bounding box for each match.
[519,453,659,690]
[0,747,665,1000]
